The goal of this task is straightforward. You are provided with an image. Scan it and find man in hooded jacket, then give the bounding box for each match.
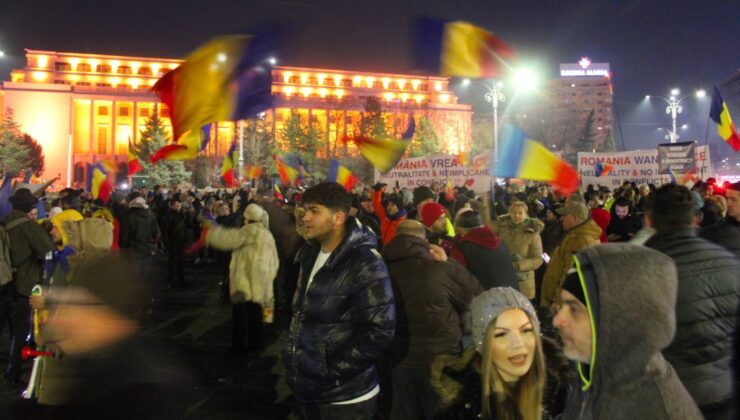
[553,244,703,419]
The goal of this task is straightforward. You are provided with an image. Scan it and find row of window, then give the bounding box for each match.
[283,77,430,91]
[54,62,166,76]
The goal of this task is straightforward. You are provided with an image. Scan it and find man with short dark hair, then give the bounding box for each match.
[284,182,395,419]
[645,184,739,418]
[606,198,642,242]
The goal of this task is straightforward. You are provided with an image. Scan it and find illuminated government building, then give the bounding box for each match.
[0,49,472,186]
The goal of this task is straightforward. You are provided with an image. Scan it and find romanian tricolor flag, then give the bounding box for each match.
[86,160,115,203]
[150,124,212,163]
[127,138,142,176]
[328,160,357,191]
[457,151,470,166]
[274,183,284,201]
[495,125,579,194]
[152,34,274,142]
[343,117,415,174]
[595,161,613,177]
[276,156,300,185]
[221,140,238,187]
[710,86,740,152]
[445,177,455,201]
[415,19,516,78]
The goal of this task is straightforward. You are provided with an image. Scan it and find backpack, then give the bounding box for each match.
[0,218,29,286]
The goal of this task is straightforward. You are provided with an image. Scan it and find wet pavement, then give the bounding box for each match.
[0,256,297,419]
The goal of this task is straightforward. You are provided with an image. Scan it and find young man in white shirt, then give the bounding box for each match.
[283,182,395,419]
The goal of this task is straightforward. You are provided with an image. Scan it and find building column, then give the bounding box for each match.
[110,99,116,161]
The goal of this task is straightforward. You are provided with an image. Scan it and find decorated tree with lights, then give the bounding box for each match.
[407,116,441,157]
[134,112,191,187]
[0,108,32,178]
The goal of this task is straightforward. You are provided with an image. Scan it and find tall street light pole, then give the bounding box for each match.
[646,88,706,143]
[485,81,506,165]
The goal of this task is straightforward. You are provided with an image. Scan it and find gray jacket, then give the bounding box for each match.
[562,244,703,420]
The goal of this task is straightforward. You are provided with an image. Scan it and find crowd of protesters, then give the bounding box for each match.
[0,175,738,419]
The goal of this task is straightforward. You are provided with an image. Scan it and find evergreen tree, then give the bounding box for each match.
[597,129,617,152]
[407,117,442,157]
[359,96,389,140]
[0,108,32,177]
[569,109,596,164]
[280,111,322,170]
[470,118,494,156]
[135,112,191,187]
[19,133,45,176]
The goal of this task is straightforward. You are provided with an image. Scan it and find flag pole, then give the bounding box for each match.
[238,120,245,181]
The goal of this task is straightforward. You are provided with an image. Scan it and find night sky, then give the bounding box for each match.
[2,0,739,154]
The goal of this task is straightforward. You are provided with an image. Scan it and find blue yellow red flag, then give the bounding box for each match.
[328,160,358,191]
[710,86,740,152]
[221,140,238,187]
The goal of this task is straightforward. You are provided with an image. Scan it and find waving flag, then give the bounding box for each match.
[343,117,415,174]
[246,165,263,179]
[276,156,300,185]
[494,125,579,194]
[594,161,612,177]
[87,160,115,203]
[152,34,274,142]
[127,138,142,176]
[328,160,358,191]
[221,140,238,187]
[150,124,211,163]
[274,183,284,201]
[0,176,13,219]
[445,176,455,201]
[710,86,740,152]
[457,151,470,166]
[415,19,515,78]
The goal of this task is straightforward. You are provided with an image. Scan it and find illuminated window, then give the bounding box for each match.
[411,80,420,90]
[439,94,450,103]
[54,80,70,85]
[434,81,442,91]
[335,89,345,99]
[36,56,49,68]
[289,76,300,84]
[366,77,375,88]
[96,83,112,88]
[119,106,130,117]
[32,71,47,82]
[342,79,352,87]
[283,71,292,83]
[97,64,111,73]
[55,62,72,71]
[317,74,326,85]
[137,67,152,75]
[139,107,149,117]
[318,88,328,98]
[382,78,390,89]
[300,73,308,84]
[333,75,342,86]
[98,106,109,116]
[397,79,406,90]
[76,81,91,87]
[96,126,109,154]
[118,66,132,75]
[284,86,295,97]
[77,63,91,72]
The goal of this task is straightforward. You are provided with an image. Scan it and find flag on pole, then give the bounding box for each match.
[328,160,357,191]
[246,166,263,179]
[274,183,284,201]
[343,117,415,174]
[127,138,142,176]
[414,19,516,78]
[709,86,740,152]
[152,34,274,142]
[276,156,300,185]
[595,161,612,177]
[150,124,211,163]
[494,125,579,194]
[221,140,238,187]
[86,160,115,203]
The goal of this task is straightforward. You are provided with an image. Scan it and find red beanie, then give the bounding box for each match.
[421,202,447,227]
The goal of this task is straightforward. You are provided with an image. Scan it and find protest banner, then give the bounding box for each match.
[578,145,711,188]
[377,152,492,193]
[657,141,696,175]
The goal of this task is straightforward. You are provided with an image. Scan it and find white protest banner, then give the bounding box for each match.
[578,145,711,188]
[377,152,492,193]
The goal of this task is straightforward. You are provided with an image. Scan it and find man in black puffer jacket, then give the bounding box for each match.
[644,184,740,419]
[284,182,395,419]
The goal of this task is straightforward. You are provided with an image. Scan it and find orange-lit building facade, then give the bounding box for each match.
[1,49,472,186]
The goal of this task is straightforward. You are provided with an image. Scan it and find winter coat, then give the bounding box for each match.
[283,217,395,403]
[206,206,279,308]
[493,215,544,299]
[164,209,189,246]
[120,207,159,257]
[645,228,740,409]
[606,213,642,242]
[431,336,573,420]
[373,190,406,246]
[562,244,703,420]
[450,227,519,291]
[381,234,482,367]
[1,210,55,296]
[540,218,601,309]
[699,221,740,259]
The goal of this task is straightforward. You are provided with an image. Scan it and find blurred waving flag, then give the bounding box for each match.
[457,151,470,166]
[495,125,579,194]
[0,176,13,219]
[152,34,274,142]
[87,160,116,203]
[150,124,211,163]
[414,19,515,78]
[221,140,238,187]
[276,155,300,185]
[127,138,142,176]
[710,86,740,152]
[343,116,415,174]
[246,165,263,179]
[328,160,357,191]
[594,161,612,177]
[273,183,284,201]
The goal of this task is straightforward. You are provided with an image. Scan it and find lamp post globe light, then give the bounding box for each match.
[484,81,506,164]
[646,88,706,143]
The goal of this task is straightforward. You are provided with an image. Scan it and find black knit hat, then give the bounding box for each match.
[10,188,37,213]
[413,186,436,206]
[562,271,587,306]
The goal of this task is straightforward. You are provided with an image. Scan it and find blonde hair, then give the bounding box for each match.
[705,195,727,217]
[480,310,545,420]
[508,201,529,214]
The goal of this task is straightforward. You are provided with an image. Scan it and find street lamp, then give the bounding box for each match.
[484,81,506,164]
[646,88,706,143]
[0,51,5,58]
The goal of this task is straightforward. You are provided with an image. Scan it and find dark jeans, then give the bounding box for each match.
[390,364,439,420]
[167,244,185,285]
[296,395,377,420]
[232,302,263,349]
[0,283,31,380]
